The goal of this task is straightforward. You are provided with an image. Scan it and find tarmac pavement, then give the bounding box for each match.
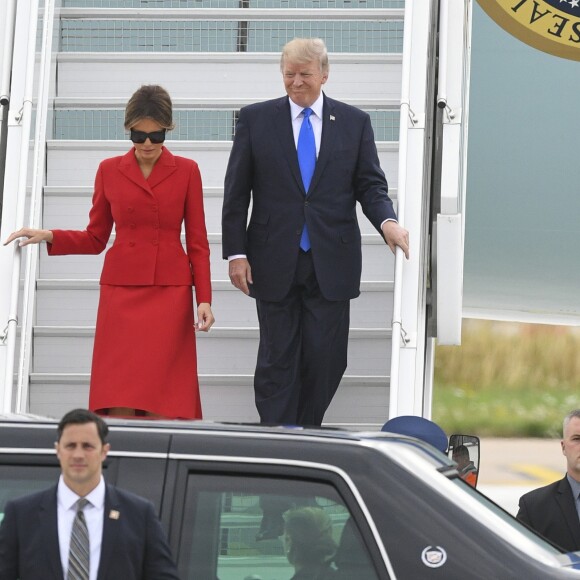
[476,438,565,515]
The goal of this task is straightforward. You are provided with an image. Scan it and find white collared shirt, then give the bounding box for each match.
[288,94,324,155]
[57,475,105,580]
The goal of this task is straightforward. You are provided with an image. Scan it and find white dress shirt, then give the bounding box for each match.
[57,475,105,580]
[288,94,323,154]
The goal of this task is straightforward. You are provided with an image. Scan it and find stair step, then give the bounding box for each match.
[28,373,390,428]
[45,141,399,190]
[55,53,403,103]
[32,326,392,375]
[38,234,395,281]
[36,279,393,327]
[43,185,397,236]
[52,96,401,110]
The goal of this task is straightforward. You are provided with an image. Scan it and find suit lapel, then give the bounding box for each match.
[147,146,178,189]
[555,477,580,547]
[117,147,177,195]
[308,94,336,196]
[97,485,121,580]
[274,97,306,195]
[39,487,65,580]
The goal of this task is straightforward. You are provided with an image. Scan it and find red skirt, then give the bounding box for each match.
[89,285,202,419]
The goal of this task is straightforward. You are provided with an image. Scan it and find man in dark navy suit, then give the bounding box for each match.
[222,37,409,427]
[517,409,580,552]
[0,408,179,580]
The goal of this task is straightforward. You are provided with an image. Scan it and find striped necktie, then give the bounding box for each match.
[68,498,90,580]
[297,107,316,252]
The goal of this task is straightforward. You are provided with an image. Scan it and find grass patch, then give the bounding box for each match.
[432,321,580,437]
[433,384,579,437]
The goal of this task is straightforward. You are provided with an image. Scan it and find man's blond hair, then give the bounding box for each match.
[280,38,329,74]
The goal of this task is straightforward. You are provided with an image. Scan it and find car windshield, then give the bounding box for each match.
[374,437,569,563]
[449,477,564,555]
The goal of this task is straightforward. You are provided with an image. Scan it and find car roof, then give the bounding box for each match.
[0,412,454,467]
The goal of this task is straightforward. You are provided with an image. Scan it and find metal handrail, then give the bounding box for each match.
[0,0,18,107]
[2,0,54,412]
[0,0,18,215]
[15,0,57,413]
[388,0,413,419]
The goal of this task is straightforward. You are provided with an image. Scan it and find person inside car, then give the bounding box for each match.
[284,506,337,580]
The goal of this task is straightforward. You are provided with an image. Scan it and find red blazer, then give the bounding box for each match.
[48,147,211,304]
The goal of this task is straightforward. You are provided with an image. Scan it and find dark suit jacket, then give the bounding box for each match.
[222,94,396,302]
[0,483,179,580]
[517,475,580,552]
[48,147,211,304]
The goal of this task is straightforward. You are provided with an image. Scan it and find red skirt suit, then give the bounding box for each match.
[47,147,212,418]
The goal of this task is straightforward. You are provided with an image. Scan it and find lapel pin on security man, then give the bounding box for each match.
[330,115,335,121]
[109,509,120,520]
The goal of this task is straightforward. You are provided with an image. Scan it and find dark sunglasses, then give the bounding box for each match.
[130,129,167,144]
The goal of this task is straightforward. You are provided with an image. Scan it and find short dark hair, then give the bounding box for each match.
[57,409,109,444]
[563,409,580,435]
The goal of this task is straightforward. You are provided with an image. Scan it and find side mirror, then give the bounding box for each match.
[448,434,480,488]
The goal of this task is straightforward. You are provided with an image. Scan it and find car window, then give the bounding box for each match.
[0,464,60,523]
[115,457,166,514]
[176,473,383,580]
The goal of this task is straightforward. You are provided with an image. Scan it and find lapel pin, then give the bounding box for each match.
[109,510,120,520]
[330,115,335,121]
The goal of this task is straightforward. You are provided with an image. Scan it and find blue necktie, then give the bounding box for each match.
[297,107,315,252]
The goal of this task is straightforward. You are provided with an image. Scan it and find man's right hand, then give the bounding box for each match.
[229,257,253,295]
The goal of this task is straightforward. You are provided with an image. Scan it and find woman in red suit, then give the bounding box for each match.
[4,85,214,419]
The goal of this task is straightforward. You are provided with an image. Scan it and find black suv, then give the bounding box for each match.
[1,415,579,579]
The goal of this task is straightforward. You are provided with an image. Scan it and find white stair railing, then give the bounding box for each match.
[16,0,57,413]
[0,0,56,413]
[389,0,414,419]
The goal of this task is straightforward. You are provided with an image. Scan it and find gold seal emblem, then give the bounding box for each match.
[478,0,580,60]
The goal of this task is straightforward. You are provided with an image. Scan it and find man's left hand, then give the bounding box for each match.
[381,221,409,259]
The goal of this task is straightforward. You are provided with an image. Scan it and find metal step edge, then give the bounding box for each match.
[52,97,401,110]
[36,279,395,292]
[56,53,403,65]
[33,326,393,339]
[35,231,390,247]
[29,373,389,387]
[43,185,224,197]
[46,140,399,152]
[58,7,405,20]
[41,184,398,201]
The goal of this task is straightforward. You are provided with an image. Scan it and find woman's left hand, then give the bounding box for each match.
[195,303,215,332]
